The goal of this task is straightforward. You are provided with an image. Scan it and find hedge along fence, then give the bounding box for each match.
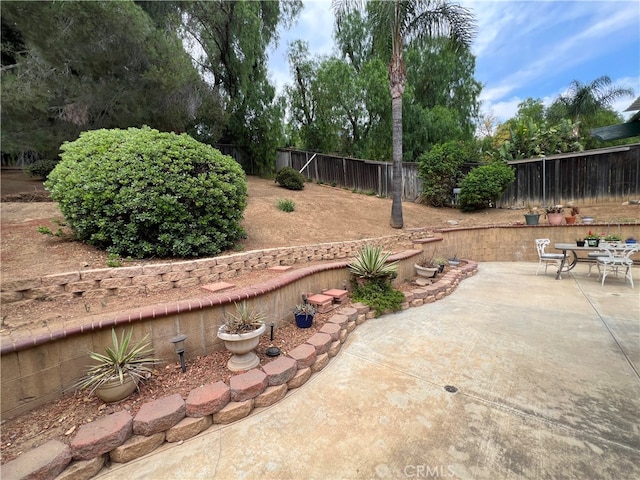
[276,143,640,206]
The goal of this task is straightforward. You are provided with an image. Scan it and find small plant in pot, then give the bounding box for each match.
[524,204,540,225]
[217,301,267,371]
[293,302,316,328]
[565,206,579,224]
[576,238,585,247]
[585,230,600,247]
[75,328,159,403]
[414,255,439,278]
[544,205,564,225]
[447,254,461,267]
[434,257,447,273]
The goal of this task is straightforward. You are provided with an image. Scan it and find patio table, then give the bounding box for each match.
[553,242,639,280]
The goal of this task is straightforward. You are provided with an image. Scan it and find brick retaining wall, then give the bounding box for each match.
[0,262,478,480]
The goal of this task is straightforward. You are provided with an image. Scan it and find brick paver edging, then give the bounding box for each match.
[1,261,477,480]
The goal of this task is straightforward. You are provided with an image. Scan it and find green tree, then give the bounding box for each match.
[459,161,515,212]
[333,0,476,228]
[1,1,203,159]
[179,0,302,175]
[547,75,634,149]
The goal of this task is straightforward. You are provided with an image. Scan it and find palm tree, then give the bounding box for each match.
[553,75,634,122]
[333,0,475,228]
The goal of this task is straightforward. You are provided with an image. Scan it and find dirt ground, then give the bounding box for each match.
[1,169,638,465]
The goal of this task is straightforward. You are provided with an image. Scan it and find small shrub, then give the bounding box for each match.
[45,127,247,258]
[459,161,515,212]
[275,167,305,190]
[24,159,59,179]
[106,253,122,268]
[351,278,405,317]
[276,198,296,212]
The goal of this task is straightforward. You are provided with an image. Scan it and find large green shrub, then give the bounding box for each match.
[45,127,248,258]
[417,141,479,207]
[458,161,515,212]
[275,166,305,190]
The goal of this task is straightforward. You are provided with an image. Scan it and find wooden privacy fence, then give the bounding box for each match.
[502,143,640,207]
[276,149,423,201]
[276,144,640,206]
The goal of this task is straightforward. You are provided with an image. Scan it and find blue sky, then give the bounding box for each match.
[267,0,640,125]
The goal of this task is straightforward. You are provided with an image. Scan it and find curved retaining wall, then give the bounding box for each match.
[0,262,478,480]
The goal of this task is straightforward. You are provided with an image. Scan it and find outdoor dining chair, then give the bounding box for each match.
[596,244,640,288]
[535,239,565,276]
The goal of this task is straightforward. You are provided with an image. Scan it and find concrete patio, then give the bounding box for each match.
[95,262,640,479]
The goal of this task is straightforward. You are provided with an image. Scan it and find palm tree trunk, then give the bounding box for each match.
[390,94,403,228]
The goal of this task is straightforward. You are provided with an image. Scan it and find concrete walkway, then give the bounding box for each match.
[96,262,640,480]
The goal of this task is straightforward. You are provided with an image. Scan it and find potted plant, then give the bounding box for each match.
[293,302,316,328]
[576,238,585,247]
[544,205,564,225]
[585,231,600,247]
[217,301,267,371]
[524,204,540,225]
[434,257,447,273]
[75,328,159,403]
[565,206,579,225]
[625,237,637,244]
[604,233,622,243]
[447,254,461,267]
[414,255,439,278]
[581,214,594,224]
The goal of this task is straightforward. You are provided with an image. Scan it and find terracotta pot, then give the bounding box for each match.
[565,216,576,224]
[547,213,563,225]
[96,374,137,403]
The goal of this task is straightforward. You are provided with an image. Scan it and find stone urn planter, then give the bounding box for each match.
[217,323,266,371]
[414,263,438,278]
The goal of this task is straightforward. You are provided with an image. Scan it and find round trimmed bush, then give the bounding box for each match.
[45,126,248,258]
[275,166,305,190]
[458,161,515,212]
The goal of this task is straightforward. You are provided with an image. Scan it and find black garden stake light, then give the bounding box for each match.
[265,323,281,357]
[170,334,188,373]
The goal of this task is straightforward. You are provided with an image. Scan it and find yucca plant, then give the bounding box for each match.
[75,329,159,394]
[222,301,267,334]
[348,245,398,280]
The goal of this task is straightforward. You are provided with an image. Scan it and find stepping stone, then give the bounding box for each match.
[306,293,334,313]
[268,266,292,272]
[322,288,349,303]
[201,282,235,293]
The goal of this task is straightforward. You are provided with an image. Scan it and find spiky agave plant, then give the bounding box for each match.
[75,329,159,394]
[348,245,398,280]
[222,301,267,334]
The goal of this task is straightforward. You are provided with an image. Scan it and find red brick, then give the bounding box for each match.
[71,410,133,461]
[229,369,268,402]
[287,343,317,369]
[261,356,297,386]
[133,394,185,436]
[319,323,341,341]
[186,381,231,417]
[306,332,333,355]
[1,439,71,480]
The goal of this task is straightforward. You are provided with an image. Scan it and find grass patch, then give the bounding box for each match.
[276,198,296,212]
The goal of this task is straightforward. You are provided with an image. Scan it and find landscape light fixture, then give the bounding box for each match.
[265,323,281,357]
[170,334,188,373]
